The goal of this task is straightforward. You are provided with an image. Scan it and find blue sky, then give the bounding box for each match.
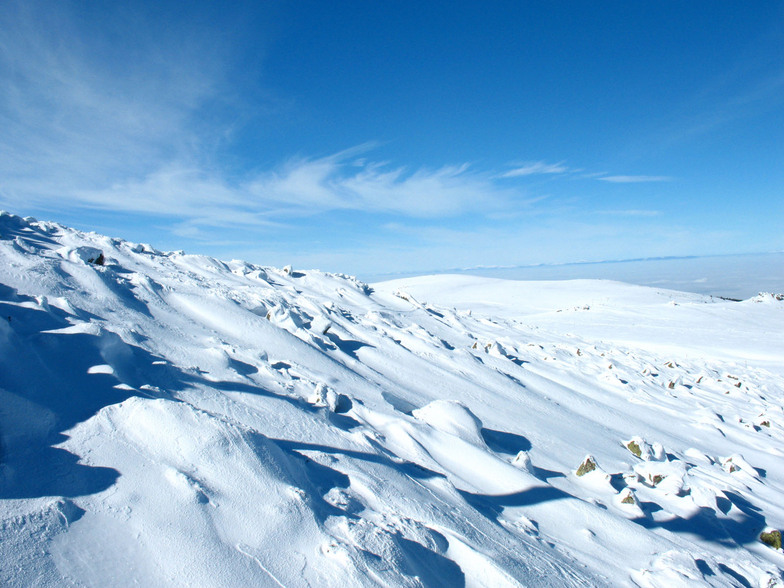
[1,1,782,278]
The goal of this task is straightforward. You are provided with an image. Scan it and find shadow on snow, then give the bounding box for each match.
[0,284,770,558]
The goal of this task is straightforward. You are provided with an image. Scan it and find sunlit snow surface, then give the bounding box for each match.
[366,252,784,301]
[1,211,783,587]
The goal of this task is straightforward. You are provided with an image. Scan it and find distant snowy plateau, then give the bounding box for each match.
[1,211,783,587]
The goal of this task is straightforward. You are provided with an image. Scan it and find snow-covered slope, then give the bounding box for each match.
[1,211,782,587]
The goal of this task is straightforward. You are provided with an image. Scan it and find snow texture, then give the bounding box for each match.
[1,211,783,586]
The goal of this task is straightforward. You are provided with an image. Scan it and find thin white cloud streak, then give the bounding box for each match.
[597,175,673,183]
[500,163,674,186]
[659,65,784,146]
[68,154,516,222]
[502,161,568,177]
[71,166,282,229]
[594,210,661,217]
[250,158,508,217]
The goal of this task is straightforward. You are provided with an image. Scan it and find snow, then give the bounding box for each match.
[1,211,783,586]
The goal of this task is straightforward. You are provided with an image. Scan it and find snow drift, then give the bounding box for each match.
[1,211,783,586]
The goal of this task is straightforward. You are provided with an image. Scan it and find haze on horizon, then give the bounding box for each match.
[1,1,782,279]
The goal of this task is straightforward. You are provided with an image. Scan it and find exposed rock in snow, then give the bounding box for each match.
[575,455,598,477]
[58,246,105,266]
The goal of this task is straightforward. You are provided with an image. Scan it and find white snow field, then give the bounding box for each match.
[1,211,783,587]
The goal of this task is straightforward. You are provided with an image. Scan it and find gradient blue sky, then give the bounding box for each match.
[1,1,782,277]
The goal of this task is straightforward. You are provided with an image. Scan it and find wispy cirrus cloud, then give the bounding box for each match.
[593,209,661,217]
[0,2,231,174]
[501,161,569,178]
[0,0,674,246]
[70,150,516,222]
[248,154,510,217]
[597,175,673,183]
[0,1,267,217]
[500,162,674,186]
[0,2,525,226]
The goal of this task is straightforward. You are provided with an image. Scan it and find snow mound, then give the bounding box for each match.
[750,292,784,303]
[58,246,105,266]
[412,399,484,445]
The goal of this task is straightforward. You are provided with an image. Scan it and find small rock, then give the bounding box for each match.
[576,455,597,477]
[625,437,662,461]
[721,454,757,477]
[627,439,642,458]
[760,529,782,550]
[620,488,638,505]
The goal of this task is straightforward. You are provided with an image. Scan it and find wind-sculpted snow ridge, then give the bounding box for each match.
[1,211,783,587]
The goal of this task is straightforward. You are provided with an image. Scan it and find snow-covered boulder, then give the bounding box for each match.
[412,399,484,446]
[59,245,105,265]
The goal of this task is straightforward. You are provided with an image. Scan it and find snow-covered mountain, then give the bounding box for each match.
[1,211,782,587]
